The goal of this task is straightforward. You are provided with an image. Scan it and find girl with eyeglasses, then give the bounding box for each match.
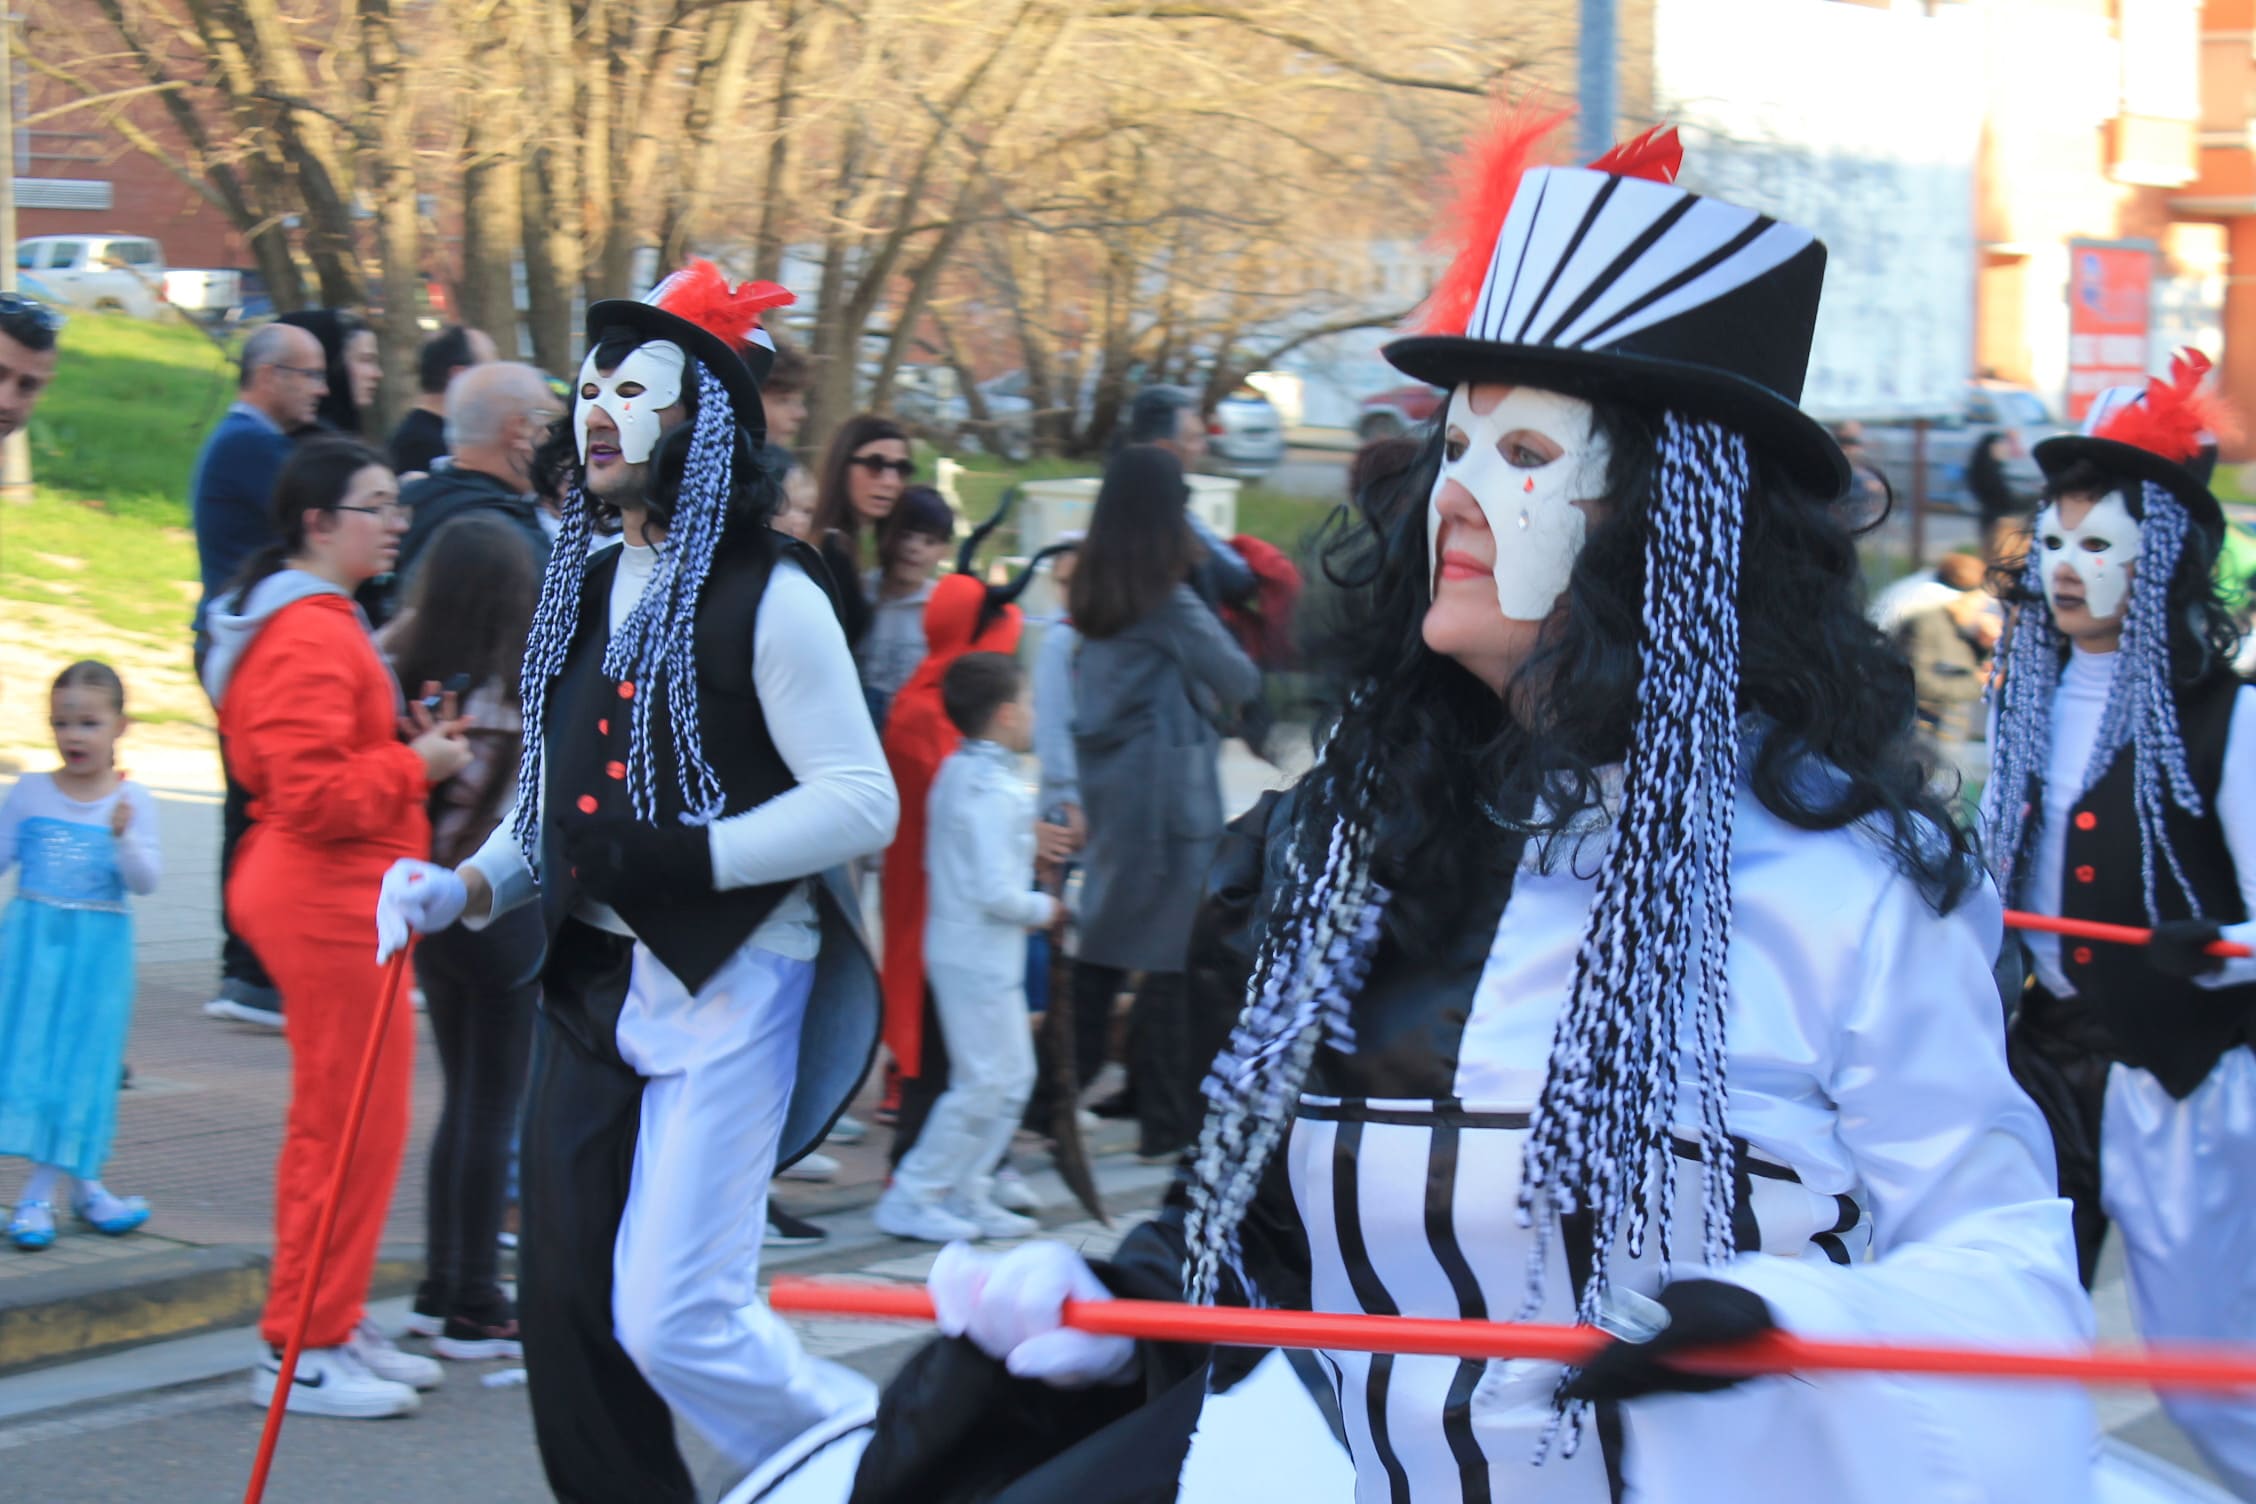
[201,437,475,1420]
[813,415,915,649]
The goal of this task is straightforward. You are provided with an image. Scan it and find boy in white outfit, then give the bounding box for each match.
[875,652,1062,1243]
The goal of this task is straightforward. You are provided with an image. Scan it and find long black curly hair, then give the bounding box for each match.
[1300,401,1980,952]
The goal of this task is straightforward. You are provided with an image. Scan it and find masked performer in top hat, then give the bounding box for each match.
[1987,352,2256,1498]
[376,262,897,1502]
[793,113,2096,1504]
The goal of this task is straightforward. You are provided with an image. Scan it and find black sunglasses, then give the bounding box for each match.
[0,291,65,335]
[851,453,915,479]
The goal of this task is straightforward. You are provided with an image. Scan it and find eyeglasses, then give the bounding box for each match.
[0,291,64,335]
[276,364,329,382]
[851,454,915,479]
[336,503,409,523]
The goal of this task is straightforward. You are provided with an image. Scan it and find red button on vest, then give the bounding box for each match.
[598,718,610,736]
[576,794,599,814]
[2072,946,2094,965]
[2074,811,2097,831]
[606,761,626,780]
[618,681,636,701]
[2074,865,2095,884]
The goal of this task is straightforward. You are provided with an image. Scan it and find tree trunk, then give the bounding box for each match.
[662,1,764,269]
[358,0,420,434]
[752,0,806,285]
[461,106,524,358]
[516,0,583,375]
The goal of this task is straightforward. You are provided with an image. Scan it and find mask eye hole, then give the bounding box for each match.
[580,382,599,400]
[2041,534,2065,551]
[2079,536,2112,554]
[1443,429,1468,463]
[616,381,647,400]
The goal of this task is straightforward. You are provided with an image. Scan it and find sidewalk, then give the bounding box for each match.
[0,738,1302,1375]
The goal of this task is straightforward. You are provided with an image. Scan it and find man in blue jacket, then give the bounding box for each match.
[191,319,327,1030]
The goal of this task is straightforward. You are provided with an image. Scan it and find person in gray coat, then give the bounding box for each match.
[1067,445,1262,1158]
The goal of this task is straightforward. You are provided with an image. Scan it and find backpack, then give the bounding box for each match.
[1220,533,1302,671]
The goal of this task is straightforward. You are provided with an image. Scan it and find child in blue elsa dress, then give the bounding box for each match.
[0,660,162,1249]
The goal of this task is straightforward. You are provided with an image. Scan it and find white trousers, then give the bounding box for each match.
[889,952,1037,1207]
[2104,1045,2256,1500]
[611,942,877,1476]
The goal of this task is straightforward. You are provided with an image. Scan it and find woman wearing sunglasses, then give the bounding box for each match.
[814,415,916,650]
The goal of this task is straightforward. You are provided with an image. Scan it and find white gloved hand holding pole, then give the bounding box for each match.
[927,1240,1139,1388]
[375,859,469,963]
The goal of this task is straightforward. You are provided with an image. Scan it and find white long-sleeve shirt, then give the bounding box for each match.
[466,541,897,961]
[923,739,1057,980]
[1987,647,2256,994]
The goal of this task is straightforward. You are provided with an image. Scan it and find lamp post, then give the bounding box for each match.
[1578,0,1618,162]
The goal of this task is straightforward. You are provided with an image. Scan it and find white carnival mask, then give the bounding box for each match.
[575,340,687,465]
[2036,490,2142,621]
[1428,384,1612,620]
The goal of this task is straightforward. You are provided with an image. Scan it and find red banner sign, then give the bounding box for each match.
[2067,241,2154,422]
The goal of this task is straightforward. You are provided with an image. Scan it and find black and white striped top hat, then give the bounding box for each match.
[1386,122,1849,499]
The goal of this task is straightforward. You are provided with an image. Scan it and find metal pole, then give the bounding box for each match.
[1579,0,1619,162]
[1,8,28,497]
[1909,418,1930,570]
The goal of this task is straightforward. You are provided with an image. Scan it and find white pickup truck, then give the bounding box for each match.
[15,233,241,322]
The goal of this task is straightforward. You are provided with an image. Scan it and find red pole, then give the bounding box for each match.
[243,951,412,1504]
[766,1277,2256,1393]
[2002,909,2253,958]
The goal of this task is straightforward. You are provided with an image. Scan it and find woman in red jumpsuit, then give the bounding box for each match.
[200,437,472,1420]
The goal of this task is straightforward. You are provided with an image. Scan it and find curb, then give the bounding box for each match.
[0,1244,424,1378]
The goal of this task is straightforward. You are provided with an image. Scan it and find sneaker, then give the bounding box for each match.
[764,1207,830,1248]
[991,1166,1039,1214]
[434,1313,523,1362]
[871,1187,981,1244]
[776,1151,840,1184]
[251,1345,419,1419]
[947,1195,1037,1240]
[825,1113,869,1146]
[403,1302,445,1339]
[350,1319,444,1390]
[203,996,286,1031]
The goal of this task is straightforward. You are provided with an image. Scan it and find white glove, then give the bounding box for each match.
[376,859,469,963]
[927,1239,1137,1389]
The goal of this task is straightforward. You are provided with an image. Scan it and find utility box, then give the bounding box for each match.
[1013,474,1240,620]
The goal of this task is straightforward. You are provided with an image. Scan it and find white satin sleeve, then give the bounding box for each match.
[460,786,540,928]
[2199,685,2256,988]
[1638,871,2097,1503]
[706,560,899,889]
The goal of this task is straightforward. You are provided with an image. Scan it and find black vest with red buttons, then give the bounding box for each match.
[2047,668,2256,1098]
[537,526,835,998]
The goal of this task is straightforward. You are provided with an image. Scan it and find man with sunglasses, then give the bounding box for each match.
[0,291,60,445]
[191,319,332,1031]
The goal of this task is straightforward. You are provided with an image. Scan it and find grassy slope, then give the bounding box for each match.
[7,311,233,637]
[939,447,1340,558]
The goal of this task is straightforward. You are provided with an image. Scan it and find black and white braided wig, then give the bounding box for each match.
[1188,413,1747,1325]
[510,357,751,863]
[1986,479,2207,920]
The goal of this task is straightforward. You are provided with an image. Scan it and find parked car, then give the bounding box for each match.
[1356,382,1444,441]
[164,268,244,323]
[1862,380,2061,514]
[1205,387,1285,479]
[16,235,167,319]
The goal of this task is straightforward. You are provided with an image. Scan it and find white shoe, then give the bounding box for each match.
[825,1114,869,1146]
[776,1151,840,1183]
[350,1319,444,1390]
[203,997,285,1031]
[991,1166,1039,1213]
[871,1187,981,1244]
[948,1195,1038,1240]
[251,1346,419,1419]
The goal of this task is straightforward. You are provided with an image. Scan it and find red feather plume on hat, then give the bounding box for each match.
[648,258,795,351]
[1419,112,1685,335]
[2095,347,2239,462]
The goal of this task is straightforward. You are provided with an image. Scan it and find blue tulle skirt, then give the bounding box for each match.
[0,895,135,1178]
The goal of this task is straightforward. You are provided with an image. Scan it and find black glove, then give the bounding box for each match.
[2146,919,2226,981]
[1562,1279,1777,1404]
[556,810,714,908]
